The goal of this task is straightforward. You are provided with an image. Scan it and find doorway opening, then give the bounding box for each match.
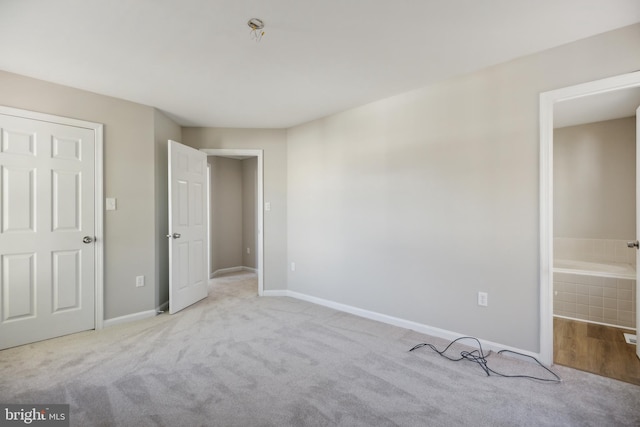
[539,71,640,381]
[201,149,264,296]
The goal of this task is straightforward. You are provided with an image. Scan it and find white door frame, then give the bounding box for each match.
[0,105,104,329]
[201,148,264,296]
[539,71,640,365]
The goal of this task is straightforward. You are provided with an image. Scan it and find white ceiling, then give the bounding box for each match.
[1,0,639,128]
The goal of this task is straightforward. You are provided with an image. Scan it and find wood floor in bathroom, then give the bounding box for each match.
[554,317,640,386]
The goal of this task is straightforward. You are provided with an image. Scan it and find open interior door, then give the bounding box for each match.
[168,140,208,314]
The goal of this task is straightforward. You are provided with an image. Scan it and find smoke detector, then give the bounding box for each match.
[248,18,265,42]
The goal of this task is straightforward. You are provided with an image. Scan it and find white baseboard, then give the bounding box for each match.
[262,290,289,297]
[104,309,158,328]
[265,289,541,361]
[211,266,257,279]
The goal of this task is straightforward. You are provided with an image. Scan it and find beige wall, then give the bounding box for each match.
[285,23,640,352]
[243,157,258,269]
[208,156,243,272]
[554,117,636,240]
[182,128,288,291]
[153,109,181,309]
[207,156,258,273]
[0,70,163,320]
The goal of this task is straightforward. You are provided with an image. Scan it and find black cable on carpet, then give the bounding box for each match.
[409,336,561,383]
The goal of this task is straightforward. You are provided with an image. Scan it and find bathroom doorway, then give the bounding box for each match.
[539,72,640,381]
[552,113,638,384]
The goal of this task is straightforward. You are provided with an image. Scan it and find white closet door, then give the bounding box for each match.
[0,113,96,350]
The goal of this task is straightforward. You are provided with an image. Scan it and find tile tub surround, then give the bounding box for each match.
[554,238,636,266]
[553,272,636,329]
[553,238,636,328]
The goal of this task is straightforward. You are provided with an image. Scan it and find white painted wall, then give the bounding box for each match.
[286,23,640,352]
[554,117,636,240]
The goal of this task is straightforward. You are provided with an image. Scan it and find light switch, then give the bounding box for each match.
[265,202,271,211]
[106,198,117,211]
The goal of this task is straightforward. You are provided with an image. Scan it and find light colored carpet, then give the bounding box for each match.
[1,271,639,426]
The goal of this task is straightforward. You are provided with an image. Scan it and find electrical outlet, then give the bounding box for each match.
[136,275,145,287]
[290,262,296,272]
[478,292,488,307]
[247,247,251,254]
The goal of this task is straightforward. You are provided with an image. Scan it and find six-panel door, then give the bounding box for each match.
[0,114,95,350]
[168,140,208,314]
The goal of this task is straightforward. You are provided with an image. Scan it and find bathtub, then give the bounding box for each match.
[554,258,636,280]
[553,258,636,328]
[553,238,637,328]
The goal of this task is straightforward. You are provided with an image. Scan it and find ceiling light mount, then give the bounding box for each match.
[248,18,265,42]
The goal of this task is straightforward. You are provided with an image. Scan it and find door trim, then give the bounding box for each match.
[0,105,104,330]
[539,71,640,365]
[201,148,264,296]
